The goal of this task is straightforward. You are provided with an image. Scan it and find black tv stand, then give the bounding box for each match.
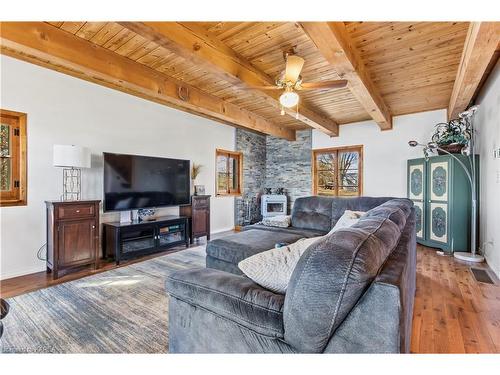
[102,215,189,265]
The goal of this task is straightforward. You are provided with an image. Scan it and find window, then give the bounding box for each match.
[312,145,363,197]
[0,109,27,207]
[216,149,242,196]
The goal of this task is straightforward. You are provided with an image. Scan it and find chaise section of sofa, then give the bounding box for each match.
[206,196,395,274]
[205,229,313,275]
[166,197,417,353]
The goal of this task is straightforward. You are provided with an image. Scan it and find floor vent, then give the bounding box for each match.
[470,268,495,284]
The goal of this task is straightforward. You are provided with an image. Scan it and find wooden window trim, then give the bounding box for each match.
[312,145,363,197]
[215,148,243,197]
[0,109,27,207]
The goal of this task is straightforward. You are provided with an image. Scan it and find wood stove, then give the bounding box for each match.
[261,194,287,217]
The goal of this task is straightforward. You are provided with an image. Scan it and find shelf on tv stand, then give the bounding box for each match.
[102,215,190,265]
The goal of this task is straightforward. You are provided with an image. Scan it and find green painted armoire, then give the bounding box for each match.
[407,154,479,253]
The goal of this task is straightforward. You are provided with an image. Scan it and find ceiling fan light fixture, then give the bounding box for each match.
[279,89,299,108]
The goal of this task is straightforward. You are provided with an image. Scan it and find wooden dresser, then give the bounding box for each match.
[46,200,100,279]
[180,195,211,244]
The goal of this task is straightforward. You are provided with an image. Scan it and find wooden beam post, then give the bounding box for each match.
[119,22,339,136]
[448,22,500,119]
[0,22,295,140]
[300,22,392,130]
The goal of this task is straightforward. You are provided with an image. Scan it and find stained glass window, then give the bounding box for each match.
[313,146,363,197]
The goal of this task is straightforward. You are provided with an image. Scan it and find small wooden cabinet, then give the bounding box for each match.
[180,195,211,243]
[46,200,100,279]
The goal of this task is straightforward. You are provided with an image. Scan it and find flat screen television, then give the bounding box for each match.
[103,152,190,212]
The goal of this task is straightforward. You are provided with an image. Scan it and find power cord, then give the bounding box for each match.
[37,243,47,261]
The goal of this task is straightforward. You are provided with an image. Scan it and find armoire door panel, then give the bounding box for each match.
[409,163,425,201]
[430,160,449,202]
[414,201,424,240]
[429,202,448,244]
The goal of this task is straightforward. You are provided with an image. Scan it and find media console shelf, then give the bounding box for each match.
[102,215,189,265]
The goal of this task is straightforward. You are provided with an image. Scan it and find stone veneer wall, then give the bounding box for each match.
[234,129,267,225]
[265,129,313,213]
[234,128,313,224]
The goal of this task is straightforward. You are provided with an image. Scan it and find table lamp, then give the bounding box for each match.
[53,144,91,201]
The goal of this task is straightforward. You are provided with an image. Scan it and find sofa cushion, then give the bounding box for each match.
[242,224,326,237]
[206,229,306,264]
[331,197,394,226]
[291,196,334,232]
[166,268,285,337]
[364,198,413,230]
[283,199,412,353]
[206,255,243,275]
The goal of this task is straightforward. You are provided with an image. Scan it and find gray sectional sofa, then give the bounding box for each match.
[166,196,417,353]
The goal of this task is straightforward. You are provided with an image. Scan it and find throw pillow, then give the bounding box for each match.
[261,215,291,228]
[238,236,321,294]
[327,210,365,235]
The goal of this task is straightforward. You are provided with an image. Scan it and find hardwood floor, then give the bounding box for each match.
[411,245,500,353]
[1,241,499,353]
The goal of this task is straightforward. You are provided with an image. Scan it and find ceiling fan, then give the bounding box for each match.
[247,51,348,116]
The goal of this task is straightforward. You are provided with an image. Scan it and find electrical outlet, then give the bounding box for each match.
[494,148,500,159]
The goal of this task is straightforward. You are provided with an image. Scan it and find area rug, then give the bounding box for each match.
[0,246,206,353]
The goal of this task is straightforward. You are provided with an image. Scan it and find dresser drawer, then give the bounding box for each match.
[192,198,209,209]
[56,203,96,219]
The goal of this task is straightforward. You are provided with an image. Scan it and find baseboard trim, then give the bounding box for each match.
[211,227,235,235]
[0,265,46,281]
[2,227,234,281]
[483,255,500,281]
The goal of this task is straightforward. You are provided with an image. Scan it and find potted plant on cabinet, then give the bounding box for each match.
[191,163,203,195]
[431,118,471,155]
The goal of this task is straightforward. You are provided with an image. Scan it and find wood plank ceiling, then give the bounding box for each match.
[2,21,496,139]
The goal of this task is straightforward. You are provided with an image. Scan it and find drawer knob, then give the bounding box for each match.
[76,210,80,213]
[92,225,96,229]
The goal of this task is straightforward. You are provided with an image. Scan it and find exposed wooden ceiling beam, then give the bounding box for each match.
[448,22,500,119]
[300,22,392,130]
[0,22,295,140]
[119,22,339,136]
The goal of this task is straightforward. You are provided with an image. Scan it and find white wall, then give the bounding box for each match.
[312,109,446,197]
[475,59,500,279]
[0,55,236,280]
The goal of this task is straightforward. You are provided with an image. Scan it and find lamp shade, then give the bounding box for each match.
[53,145,91,168]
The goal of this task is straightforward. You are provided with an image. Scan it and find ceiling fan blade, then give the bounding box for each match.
[240,85,282,90]
[299,80,348,90]
[285,55,305,83]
